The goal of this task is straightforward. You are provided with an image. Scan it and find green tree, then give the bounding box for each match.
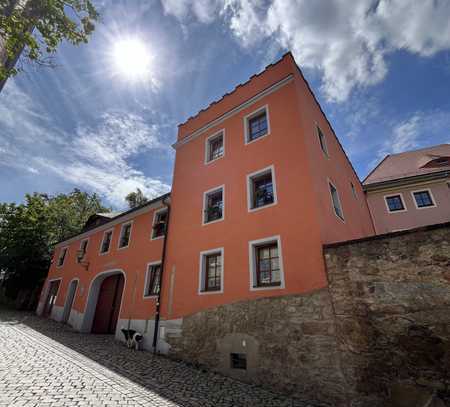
[125,188,148,209]
[0,189,109,305]
[0,0,99,87]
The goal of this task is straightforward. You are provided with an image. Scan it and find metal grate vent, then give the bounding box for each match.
[230,353,247,370]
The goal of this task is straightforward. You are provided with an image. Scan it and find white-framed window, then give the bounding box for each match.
[384,193,407,213]
[244,105,270,144]
[143,261,162,297]
[99,229,113,254]
[56,247,68,267]
[203,185,224,225]
[205,130,225,164]
[198,248,224,294]
[317,125,329,157]
[247,165,277,212]
[411,189,436,209]
[248,236,284,291]
[350,182,357,199]
[118,222,132,249]
[328,180,344,221]
[151,208,168,240]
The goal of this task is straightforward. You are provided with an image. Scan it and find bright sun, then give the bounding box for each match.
[112,38,152,81]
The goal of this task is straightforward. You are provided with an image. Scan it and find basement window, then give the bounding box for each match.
[230,353,247,370]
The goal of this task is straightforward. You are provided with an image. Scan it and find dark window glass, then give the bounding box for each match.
[252,172,274,209]
[152,210,167,238]
[435,158,449,166]
[80,240,88,254]
[146,264,161,296]
[205,189,223,223]
[317,126,328,156]
[208,134,224,161]
[57,248,67,266]
[230,353,247,370]
[386,195,405,212]
[255,243,280,287]
[248,111,268,141]
[413,191,434,208]
[101,231,112,253]
[329,183,344,219]
[119,224,131,248]
[204,253,221,292]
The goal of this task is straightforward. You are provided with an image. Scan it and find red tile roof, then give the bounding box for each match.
[364,144,450,185]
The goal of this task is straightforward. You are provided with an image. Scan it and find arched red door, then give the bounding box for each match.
[91,274,124,334]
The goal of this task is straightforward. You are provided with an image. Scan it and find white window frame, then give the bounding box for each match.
[117,221,133,250]
[384,193,407,214]
[99,228,114,255]
[202,185,225,225]
[198,247,224,295]
[410,188,437,210]
[244,104,270,145]
[328,179,345,222]
[248,235,285,291]
[56,247,69,268]
[143,261,162,298]
[316,124,329,158]
[79,238,89,254]
[247,165,278,213]
[205,129,225,164]
[151,208,168,240]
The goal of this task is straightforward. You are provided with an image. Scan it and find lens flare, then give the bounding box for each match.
[112,38,152,81]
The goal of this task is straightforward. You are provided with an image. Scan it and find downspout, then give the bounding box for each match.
[152,196,171,353]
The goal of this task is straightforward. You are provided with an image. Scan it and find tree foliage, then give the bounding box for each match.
[0,189,109,300]
[0,0,99,82]
[125,188,148,209]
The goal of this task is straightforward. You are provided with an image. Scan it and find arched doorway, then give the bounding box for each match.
[91,273,125,334]
[62,279,78,324]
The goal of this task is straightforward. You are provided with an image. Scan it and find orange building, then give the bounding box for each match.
[38,53,374,351]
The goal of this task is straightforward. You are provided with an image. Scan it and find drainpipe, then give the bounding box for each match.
[152,196,171,353]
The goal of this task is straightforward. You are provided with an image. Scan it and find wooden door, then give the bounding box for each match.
[43,280,60,318]
[91,274,124,334]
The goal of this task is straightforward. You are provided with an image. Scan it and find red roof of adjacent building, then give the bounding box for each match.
[364,144,450,185]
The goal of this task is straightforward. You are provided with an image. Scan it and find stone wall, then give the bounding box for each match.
[324,222,450,406]
[165,223,450,407]
[166,289,348,406]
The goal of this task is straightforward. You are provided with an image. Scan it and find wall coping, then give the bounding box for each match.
[323,221,450,250]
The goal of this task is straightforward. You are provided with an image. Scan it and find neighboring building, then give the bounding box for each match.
[364,144,450,234]
[37,53,375,351]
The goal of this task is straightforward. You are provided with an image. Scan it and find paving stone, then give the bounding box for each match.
[0,308,320,407]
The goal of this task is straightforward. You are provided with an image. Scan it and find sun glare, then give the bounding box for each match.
[112,38,152,81]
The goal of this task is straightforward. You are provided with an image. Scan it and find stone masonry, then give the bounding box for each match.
[324,222,450,406]
[166,223,450,407]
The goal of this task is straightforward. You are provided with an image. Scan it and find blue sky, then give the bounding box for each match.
[1,0,450,209]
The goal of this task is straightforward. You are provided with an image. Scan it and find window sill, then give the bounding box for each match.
[205,155,224,165]
[245,132,270,146]
[202,217,224,226]
[143,294,159,299]
[151,234,165,241]
[248,201,277,213]
[199,289,223,295]
[250,283,284,292]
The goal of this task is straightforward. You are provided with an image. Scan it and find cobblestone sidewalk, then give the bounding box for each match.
[0,309,323,407]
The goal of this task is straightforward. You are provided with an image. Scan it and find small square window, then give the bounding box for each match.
[230,353,247,370]
[329,182,344,220]
[144,263,161,297]
[206,132,224,163]
[413,190,434,208]
[317,126,329,156]
[57,248,68,267]
[118,223,132,248]
[100,230,113,254]
[199,249,223,294]
[385,195,405,212]
[248,167,276,211]
[245,107,269,143]
[152,209,168,239]
[204,187,224,224]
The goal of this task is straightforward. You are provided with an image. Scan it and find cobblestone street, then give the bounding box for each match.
[0,308,321,407]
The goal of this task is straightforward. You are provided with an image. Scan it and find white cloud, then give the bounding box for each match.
[0,82,171,207]
[161,0,450,101]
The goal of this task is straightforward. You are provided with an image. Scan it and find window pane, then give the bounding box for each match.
[252,172,274,208]
[248,111,268,141]
[413,191,433,207]
[208,134,224,161]
[386,196,404,211]
[205,190,223,222]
